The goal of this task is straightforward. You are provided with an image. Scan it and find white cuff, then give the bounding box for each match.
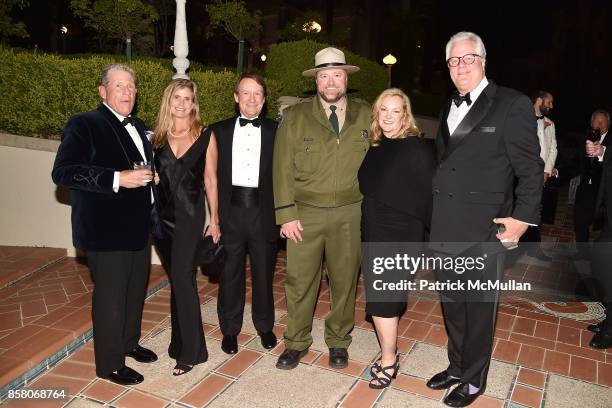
[113,171,120,193]
[598,146,606,162]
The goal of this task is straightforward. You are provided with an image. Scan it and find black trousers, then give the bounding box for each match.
[591,228,612,334]
[218,205,277,335]
[574,183,596,243]
[435,248,504,389]
[87,247,151,376]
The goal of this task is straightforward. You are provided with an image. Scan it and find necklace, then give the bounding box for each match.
[169,127,191,138]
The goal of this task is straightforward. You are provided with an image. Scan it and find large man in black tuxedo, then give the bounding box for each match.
[585,129,612,349]
[209,73,278,354]
[52,64,158,385]
[426,32,543,407]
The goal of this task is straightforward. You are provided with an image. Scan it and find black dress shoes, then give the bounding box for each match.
[589,331,612,349]
[443,382,483,407]
[259,331,277,349]
[221,334,238,354]
[587,321,603,333]
[275,348,309,370]
[426,370,461,390]
[126,345,158,363]
[100,366,144,385]
[328,348,349,369]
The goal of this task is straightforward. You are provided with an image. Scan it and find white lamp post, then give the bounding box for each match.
[382,54,397,88]
[172,0,190,79]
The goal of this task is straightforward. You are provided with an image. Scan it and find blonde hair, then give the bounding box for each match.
[369,88,420,147]
[153,79,203,148]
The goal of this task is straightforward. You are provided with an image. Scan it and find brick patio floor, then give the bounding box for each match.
[0,187,610,407]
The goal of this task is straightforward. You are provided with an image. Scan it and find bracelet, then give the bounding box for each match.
[208,223,220,228]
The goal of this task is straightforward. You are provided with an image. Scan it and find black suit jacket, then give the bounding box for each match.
[429,81,544,254]
[209,116,279,240]
[595,145,612,234]
[559,133,612,192]
[52,104,154,251]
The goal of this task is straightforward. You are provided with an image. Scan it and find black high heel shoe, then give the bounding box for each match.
[173,363,193,376]
[369,355,400,389]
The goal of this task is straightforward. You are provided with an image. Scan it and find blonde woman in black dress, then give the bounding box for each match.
[152,79,220,375]
[358,88,435,388]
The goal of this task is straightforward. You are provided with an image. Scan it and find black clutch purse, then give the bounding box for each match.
[196,235,226,281]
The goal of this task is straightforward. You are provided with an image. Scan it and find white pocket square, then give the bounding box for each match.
[477,126,496,133]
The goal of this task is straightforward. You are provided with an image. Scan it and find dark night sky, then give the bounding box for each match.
[11,0,612,134]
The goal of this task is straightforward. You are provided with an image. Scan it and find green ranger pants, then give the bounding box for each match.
[283,201,361,350]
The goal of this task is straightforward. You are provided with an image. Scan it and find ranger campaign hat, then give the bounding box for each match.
[302,47,360,77]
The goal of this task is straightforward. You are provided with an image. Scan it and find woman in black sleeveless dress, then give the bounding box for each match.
[152,79,220,375]
[358,88,435,389]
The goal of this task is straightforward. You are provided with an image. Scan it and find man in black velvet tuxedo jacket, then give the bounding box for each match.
[426,32,543,407]
[52,64,158,385]
[208,73,279,355]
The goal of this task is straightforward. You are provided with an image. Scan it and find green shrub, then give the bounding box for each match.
[265,40,387,103]
[0,47,280,139]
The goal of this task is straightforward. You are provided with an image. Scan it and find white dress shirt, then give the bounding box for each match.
[104,103,151,202]
[232,116,261,188]
[447,77,489,135]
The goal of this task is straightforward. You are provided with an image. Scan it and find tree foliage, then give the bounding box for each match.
[205,0,261,43]
[0,0,29,43]
[70,0,159,43]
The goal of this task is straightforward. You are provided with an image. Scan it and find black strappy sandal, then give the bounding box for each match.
[368,355,399,389]
[173,363,193,376]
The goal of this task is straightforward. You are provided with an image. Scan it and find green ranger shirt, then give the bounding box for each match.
[273,96,371,225]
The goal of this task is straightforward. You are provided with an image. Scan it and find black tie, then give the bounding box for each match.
[239,117,261,127]
[451,91,472,107]
[536,115,545,121]
[122,116,135,127]
[329,105,340,135]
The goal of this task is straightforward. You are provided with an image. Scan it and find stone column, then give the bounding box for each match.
[172,0,190,79]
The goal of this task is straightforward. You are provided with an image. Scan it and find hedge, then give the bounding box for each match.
[265,40,387,103]
[0,47,281,139]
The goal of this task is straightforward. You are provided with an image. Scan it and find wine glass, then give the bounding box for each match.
[586,128,601,158]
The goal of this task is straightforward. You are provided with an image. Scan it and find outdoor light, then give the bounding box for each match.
[382,54,397,66]
[60,26,68,35]
[302,21,322,33]
[260,54,267,62]
[382,54,397,88]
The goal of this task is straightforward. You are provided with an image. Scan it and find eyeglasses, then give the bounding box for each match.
[446,54,481,67]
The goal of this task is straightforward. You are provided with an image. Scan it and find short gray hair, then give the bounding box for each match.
[445,31,487,61]
[100,64,135,87]
[591,108,610,124]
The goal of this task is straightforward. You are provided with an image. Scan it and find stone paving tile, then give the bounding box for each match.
[207,355,355,408]
[544,374,612,408]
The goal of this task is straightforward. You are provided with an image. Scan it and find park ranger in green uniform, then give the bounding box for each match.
[273,47,371,370]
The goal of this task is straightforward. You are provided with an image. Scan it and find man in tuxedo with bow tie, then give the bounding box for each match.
[209,73,279,355]
[572,110,611,259]
[586,125,612,349]
[426,32,542,407]
[52,64,158,385]
[522,90,558,261]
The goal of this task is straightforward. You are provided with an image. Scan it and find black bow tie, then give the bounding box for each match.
[452,91,472,107]
[536,115,545,121]
[239,117,261,127]
[122,116,135,127]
